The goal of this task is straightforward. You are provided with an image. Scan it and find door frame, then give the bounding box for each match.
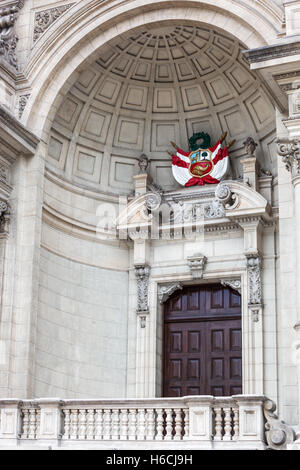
[162,284,243,397]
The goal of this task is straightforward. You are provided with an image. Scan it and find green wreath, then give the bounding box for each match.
[189,132,211,151]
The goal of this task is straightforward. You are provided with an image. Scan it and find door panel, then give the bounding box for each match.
[163,285,242,397]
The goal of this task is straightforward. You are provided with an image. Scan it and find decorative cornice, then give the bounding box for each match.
[33,4,74,43]
[243,40,300,64]
[0,105,40,155]
[277,139,300,180]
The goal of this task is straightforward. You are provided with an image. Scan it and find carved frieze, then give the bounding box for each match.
[277,139,300,180]
[204,199,225,219]
[187,254,207,279]
[157,283,183,304]
[134,265,150,314]
[33,4,74,43]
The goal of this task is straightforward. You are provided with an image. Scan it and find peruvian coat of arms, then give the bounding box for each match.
[169,132,235,187]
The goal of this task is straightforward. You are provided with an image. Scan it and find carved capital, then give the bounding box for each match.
[277,139,300,181]
[264,399,295,450]
[157,283,183,304]
[134,265,150,314]
[187,254,207,279]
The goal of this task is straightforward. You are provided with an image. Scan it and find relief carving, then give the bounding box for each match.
[0,1,24,69]
[157,283,183,304]
[33,4,74,43]
[277,139,300,179]
[134,265,150,314]
[187,253,207,279]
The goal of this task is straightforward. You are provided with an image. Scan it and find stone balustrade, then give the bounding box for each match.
[0,395,294,450]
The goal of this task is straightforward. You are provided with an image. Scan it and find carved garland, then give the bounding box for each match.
[134,265,150,314]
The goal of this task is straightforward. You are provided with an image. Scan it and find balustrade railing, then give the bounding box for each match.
[0,395,295,449]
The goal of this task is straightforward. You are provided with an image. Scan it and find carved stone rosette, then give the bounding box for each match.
[264,399,295,450]
[134,265,150,314]
[187,254,207,279]
[277,139,300,180]
[157,282,183,304]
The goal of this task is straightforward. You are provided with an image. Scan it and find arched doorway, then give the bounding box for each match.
[163,284,242,397]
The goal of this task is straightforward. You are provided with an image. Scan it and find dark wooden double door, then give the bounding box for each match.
[163,284,242,397]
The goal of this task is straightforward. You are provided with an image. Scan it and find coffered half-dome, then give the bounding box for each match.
[47,24,277,195]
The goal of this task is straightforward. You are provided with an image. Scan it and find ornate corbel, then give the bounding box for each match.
[264,399,295,450]
[157,282,183,304]
[277,139,300,180]
[0,1,24,69]
[221,279,241,295]
[246,253,262,322]
[187,254,207,279]
[134,265,150,314]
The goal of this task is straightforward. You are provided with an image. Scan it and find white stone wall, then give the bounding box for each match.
[35,243,129,398]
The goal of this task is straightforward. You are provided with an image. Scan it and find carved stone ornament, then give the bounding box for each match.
[243,137,258,156]
[215,183,237,210]
[187,254,207,279]
[18,94,30,118]
[221,279,241,295]
[277,139,300,179]
[0,1,24,69]
[264,399,295,450]
[204,198,225,219]
[134,265,150,313]
[246,254,262,306]
[33,4,74,43]
[158,283,183,304]
[0,199,10,234]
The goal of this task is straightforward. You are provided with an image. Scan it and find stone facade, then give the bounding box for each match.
[0,0,299,450]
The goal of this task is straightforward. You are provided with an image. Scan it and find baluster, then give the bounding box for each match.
[28,408,37,439]
[223,407,232,441]
[233,406,239,440]
[146,409,155,440]
[36,410,41,438]
[103,409,111,440]
[183,408,189,439]
[70,409,79,439]
[111,409,120,440]
[78,409,87,439]
[63,409,71,439]
[95,410,103,440]
[120,409,129,441]
[174,409,182,441]
[86,410,95,440]
[214,407,223,441]
[137,409,146,440]
[128,409,137,441]
[164,408,173,441]
[21,409,29,439]
[155,409,164,440]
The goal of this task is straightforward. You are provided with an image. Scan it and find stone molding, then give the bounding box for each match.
[243,40,300,64]
[157,282,183,304]
[134,264,150,314]
[277,139,300,181]
[187,254,207,279]
[33,4,74,43]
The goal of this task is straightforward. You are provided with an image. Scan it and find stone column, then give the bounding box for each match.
[278,139,300,434]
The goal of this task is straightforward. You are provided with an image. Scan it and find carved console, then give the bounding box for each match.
[264,399,295,450]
